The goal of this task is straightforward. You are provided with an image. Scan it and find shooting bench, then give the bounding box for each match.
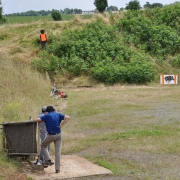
[0,121,44,171]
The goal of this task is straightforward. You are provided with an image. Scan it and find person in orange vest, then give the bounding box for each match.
[40,29,47,49]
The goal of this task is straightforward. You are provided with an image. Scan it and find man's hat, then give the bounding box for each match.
[46,106,55,112]
[42,106,47,112]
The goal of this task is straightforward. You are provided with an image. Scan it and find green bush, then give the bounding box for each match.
[51,10,62,21]
[91,62,127,84]
[171,55,180,68]
[144,2,180,33]
[125,55,155,84]
[32,4,180,85]
[32,19,156,84]
[116,16,180,58]
[91,52,155,84]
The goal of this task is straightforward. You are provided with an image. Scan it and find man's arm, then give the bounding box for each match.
[60,115,70,128]
[33,118,43,122]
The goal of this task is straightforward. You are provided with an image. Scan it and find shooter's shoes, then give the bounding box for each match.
[34,159,38,164]
[43,164,48,168]
[44,160,54,166]
[56,170,60,173]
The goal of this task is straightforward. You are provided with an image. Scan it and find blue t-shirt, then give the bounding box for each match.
[40,112,65,134]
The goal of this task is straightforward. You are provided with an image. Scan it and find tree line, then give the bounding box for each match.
[94,0,164,13]
[3,0,165,17]
[4,9,83,16]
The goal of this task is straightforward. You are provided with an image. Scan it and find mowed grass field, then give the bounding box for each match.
[0,16,180,179]
[4,14,93,24]
[56,84,180,180]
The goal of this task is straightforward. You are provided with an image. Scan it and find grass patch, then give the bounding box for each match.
[3,14,92,24]
[93,158,122,175]
[109,130,166,140]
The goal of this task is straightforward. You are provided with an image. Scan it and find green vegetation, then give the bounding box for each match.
[117,15,179,58]
[32,19,155,84]
[4,15,52,24]
[32,3,180,85]
[0,0,6,24]
[4,14,75,24]
[106,5,118,11]
[51,10,62,21]
[125,0,141,10]
[143,2,163,8]
[94,0,108,13]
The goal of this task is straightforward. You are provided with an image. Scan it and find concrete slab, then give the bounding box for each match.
[26,155,113,180]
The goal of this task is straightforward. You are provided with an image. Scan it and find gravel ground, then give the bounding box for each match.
[74,101,180,180]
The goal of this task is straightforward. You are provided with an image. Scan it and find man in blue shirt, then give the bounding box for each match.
[34,106,70,173]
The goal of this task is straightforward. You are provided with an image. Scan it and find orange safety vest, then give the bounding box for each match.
[40,34,47,41]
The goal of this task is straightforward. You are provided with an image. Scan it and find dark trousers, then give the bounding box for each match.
[41,41,47,49]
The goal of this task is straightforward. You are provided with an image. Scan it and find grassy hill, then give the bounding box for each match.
[0,12,180,179]
[0,15,102,179]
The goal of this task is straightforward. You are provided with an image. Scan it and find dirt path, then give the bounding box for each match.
[23,155,112,180]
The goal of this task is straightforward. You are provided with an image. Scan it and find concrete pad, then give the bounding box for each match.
[27,155,113,180]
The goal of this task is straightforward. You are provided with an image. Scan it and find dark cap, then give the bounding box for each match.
[42,106,47,112]
[46,106,55,112]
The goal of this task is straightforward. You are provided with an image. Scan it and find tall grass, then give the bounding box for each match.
[0,58,53,123]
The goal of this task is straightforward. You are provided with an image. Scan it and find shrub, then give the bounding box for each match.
[116,16,180,58]
[171,55,180,68]
[51,10,62,21]
[33,6,180,85]
[144,2,180,33]
[91,52,155,84]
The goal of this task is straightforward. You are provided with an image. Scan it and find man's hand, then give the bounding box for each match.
[60,115,70,128]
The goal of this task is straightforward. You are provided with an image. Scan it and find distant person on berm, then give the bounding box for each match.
[40,29,47,49]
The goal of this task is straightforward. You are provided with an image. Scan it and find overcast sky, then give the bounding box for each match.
[2,0,179,14]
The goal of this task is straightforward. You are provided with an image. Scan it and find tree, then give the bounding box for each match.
[143,2,152,8]
[143,2,163,8]
[106,6,118,11]
[94,0,108,13]
[151,3,163,8]
[0,0,2,19]
[125,0,141,10]
[51,10,62,21]
[0,0,6,24]
[64,8,71,14]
